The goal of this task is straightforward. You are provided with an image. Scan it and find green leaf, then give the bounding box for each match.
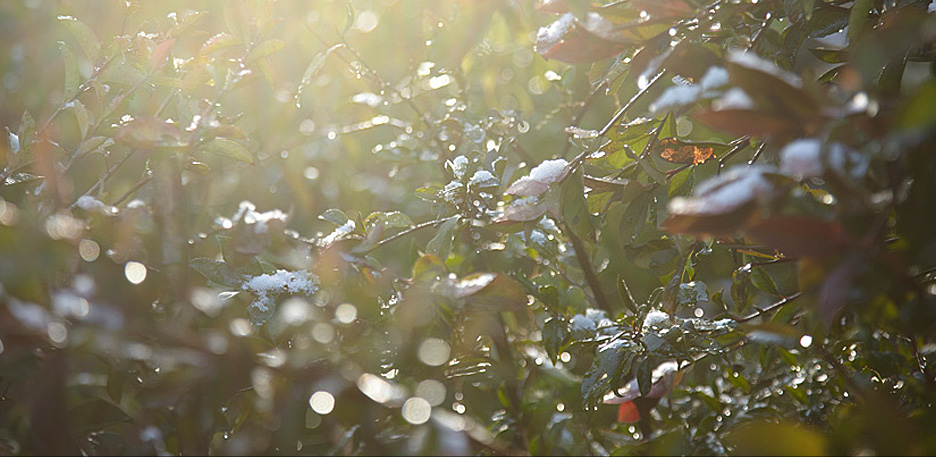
[897,80,936,135]
[751,267,781,297]
[582,338,636,407]
[636,357,653,397]
[543,317,570,361]
[726,421,828,456]
[847,0,873,44]
[199,32,241,56]
[677,281,709,307]
[190,257,243,288]
[620,192,652,242]
[319,208,350,226]
[66,100,91,139]
[413,253,446,281]
[58,41,80,102]
[364,211,413,232]
[560,167,595,242]
[808,47,848,64]
[17,110,35,152]
[198,138,252,163]
[99,62,146,86]
[58,15,101,61]
[297,44,343,107]
[805,6,849,39]
[114,116,183,150]
[246,39,285,64]
[426,215,460,260]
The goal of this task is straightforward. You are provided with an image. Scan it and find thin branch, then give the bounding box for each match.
[566,224,614,314]
[599,70,668,137]
[371,218,450,250]
[735,291,803,323]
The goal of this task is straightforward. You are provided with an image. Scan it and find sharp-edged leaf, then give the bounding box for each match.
[582,338,636,407]
[319,208,350,226]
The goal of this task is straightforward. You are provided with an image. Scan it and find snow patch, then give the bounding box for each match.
[469,169,497,188]
[714,88,754,110]
[668,165,779,216]
[536,13,576,55]
[728,51,802,87]
[780,139,868,180]
[243,269,319,325]
[643,310,671,330]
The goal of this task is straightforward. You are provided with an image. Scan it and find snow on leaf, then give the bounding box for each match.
[506,159,569,196]
[713,88,755,110]
[728,51,802,88]
[779,139,868,180]
[669,165,779,217]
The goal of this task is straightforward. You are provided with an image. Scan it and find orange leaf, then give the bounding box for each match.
[618,402,641,423]
[657,138,716,165]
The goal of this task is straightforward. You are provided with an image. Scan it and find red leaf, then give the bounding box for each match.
[746,215,856,259]
[536,14,629,64]
[151,38,176,70]
[692,109,808,138]
[618,402,641,423]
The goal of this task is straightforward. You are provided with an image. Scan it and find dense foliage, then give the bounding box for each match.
[2,0,936,455]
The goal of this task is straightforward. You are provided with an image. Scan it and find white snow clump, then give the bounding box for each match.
[242,269,319,325]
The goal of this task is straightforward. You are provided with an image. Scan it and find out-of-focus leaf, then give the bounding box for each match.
[191,257,243,288]
[726,421,828,456]
[808,47,848,64]
[536,13,631,64]
[426,215,460,260]
[745,215,855,258]
[664,166,792,236]
[150,38,176,69]
[560,167,595,241]
[319,208,350,226]
[896,80,936,136]
[198,138,252,163]
[58,15,101,61]
[58,42,80,102]
[66,100,91,140]
[847,0,874,44]
[413,253,446,281]
[364,211,413,232]
[806,5,849,38]
[297,44,343,106]
[442,272,527,311]
[114,116,183,150]
[199,32,241,56]
[99,62,146,86]
[246,39,285,64]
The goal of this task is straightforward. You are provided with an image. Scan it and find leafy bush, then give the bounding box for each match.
[1,0,936,455]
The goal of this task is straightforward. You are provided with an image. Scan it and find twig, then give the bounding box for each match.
[598,70,667,137]
[566,225,613,314]
[735,291,803,323]
[371,218,450,250]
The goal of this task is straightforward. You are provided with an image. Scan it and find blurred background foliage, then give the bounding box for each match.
[1,0,936,455]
